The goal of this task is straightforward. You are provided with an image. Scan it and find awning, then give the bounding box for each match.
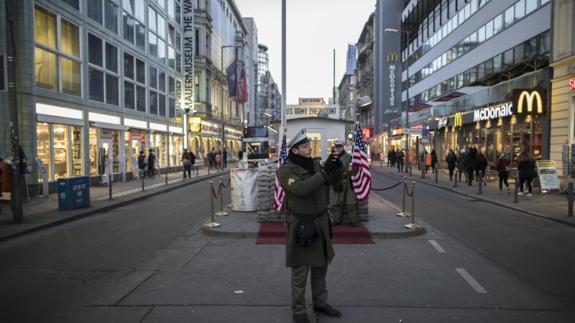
[37,114,84,127]
[90,121,128,131]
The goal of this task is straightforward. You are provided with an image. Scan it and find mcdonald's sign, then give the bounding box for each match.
[387,51,399,63]
[512,89,546,116]
[453,112,463,128]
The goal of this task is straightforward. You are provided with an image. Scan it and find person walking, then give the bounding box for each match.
[328,139,358,226]
[223,148,228,168]
[278,130,343,323]
[387,150,392,167]
[476,150,488,186]
[390,149,397,168]
[464,147,477,186]
[396,150,405,173]
[182,149,192,179]
[496,153,511,193]
[208,148,215,170]
[422,150,432,175]
[147,149,156,178]
[137,151,147,178]
[446,149,457,181]
[430,149,438,174]
[215,150,222,169]
[517,152,537,198]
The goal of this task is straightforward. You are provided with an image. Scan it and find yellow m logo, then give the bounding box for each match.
[387,51,399,63]
[516,90,544,114]
[453,113,463,128]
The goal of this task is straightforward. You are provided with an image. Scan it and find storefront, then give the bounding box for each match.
[124,118,149,177]
[550,62,575,178]
[88,112,127,178]
[432,88,548,168]
[35,103,85,182]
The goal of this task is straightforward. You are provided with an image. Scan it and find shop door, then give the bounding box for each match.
[100,140,114,176]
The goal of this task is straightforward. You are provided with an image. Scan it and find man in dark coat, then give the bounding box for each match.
[278,130,343,323]
[147,149,156,177]
[464,147,477,186]
[446,149,457,181]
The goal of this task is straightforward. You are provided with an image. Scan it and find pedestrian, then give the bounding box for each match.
[328,139,358,226]
[182,149,192,179]
[476,150,488,185]
[137,151,147,178]
[208,148,215,170]
[464,147,477,186]
[215,150,222,169]
[147,149,156,178]
[431,149,438,174]
[446,149,457,181]
[422,150,431,174]
[496,153,511,193]
[238,150,243,161]
[457,148,467,183]
[396,150,404,173]
[517,151,536,198]
[278,129,343,323]
[390,149,397,168]
[223,148,228,168]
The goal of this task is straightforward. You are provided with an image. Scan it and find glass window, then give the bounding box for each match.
[123,13,135,43]
[493,14,503,34]
[503,48,514,66]
[169,76,175,95]
[149,66,157,88]
[524,37,537,58]
[149,91,158,114]
[149,32,158,57]
[89,68,104,101]
[136,59,146,83]
[485,20,493,39]
[35,47,57,90]
[89,33,103,66]
[158,72,166,92]
[53,124,69,180]
[136,22,146,50]
[135,0,146,22]
[525,0,537,14]
[159,94,166,116]
[514,44,524,63]
[63,0,80,10]
[168,46,175,69]
[105,43,118,73]
[169,98,176,118]
[124,53,134,79]
[539,31,550,54]
[105,0,118,33]
[36,123,52,181]
[158,15,166,39]
[35,6,57,49]
[106,74,119,105]
[168,25,176,46]
[61,19,80,58]
[61,57,81,96]
[88,0,103,24]
[168,0,175,18]
[514,0,525,20]
[122,0,134,14]
[505,7,514,27]
[136,85,146,111]
[158,38,166,62]
[493,53,502,72]
[477,26,485,42]
[149,7,157,32]
[124,81,135,109]
[541,0,550,4]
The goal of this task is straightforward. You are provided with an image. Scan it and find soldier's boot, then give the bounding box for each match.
[314,304,342,317]
[344,205,358,227]
[293,314,311,323]
[330,206,342,225]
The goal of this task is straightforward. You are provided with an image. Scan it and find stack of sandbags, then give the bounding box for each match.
[256,165,275,222]
[358,199,369,222]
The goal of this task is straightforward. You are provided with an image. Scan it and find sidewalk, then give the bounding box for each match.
[372,165,575,227]
[0,166,231,242]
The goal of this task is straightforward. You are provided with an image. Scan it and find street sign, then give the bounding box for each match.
[536,160,559,190]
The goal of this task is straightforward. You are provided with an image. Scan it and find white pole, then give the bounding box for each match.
[281,0,287,141]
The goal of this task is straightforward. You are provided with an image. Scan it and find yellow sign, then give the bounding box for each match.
[190,117,202,133]
[516,90,544,114]
[453,113,463,128]
[387,51,399,63]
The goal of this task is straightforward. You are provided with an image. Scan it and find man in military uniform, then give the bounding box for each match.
[329,139,358,226]
[278,130,343,323]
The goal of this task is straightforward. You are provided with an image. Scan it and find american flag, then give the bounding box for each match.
[273,134,288,211]
[351,122,371,201]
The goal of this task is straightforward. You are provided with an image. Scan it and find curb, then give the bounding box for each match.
[201,226,258,239]
[0,171,227,243]
[372,168,575,228]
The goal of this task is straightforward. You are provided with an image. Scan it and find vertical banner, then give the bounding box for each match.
[345,44,357,75]
[182,0,195,148]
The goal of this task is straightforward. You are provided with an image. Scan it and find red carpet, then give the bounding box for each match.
[256,222,374,245]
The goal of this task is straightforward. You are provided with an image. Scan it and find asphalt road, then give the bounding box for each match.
[0,170,574,322]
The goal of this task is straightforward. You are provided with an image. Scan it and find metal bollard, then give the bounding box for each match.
[435,165,439,183]
[409,164,412,177]
[405,182,422,230]
[196,165,200,177]
[421,163,425,179]
[513,176,519,203]
[108,173,113,200]
[478,175,483,195]
[204,181,221,228]
[568,182,573,217]
[397,177,408,217]
[454,169,458,188]
[141,171,145,192]
[165,166,168,185]
[215,177,229,216]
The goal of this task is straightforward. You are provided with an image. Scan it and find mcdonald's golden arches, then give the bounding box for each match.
[512,89,546,115]
[453,113,463,128]
[387,51,399,63]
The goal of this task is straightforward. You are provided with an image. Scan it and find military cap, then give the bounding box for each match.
[287,129,311,149]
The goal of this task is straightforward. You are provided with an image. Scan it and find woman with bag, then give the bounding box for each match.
[496,153,510,193]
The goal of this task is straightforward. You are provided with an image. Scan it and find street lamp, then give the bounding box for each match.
[220,44,242,170]
[385,27,411,173]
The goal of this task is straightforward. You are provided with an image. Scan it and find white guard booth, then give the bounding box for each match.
[230,168,258,211]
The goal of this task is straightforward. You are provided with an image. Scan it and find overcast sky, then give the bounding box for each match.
[234,0,376,105]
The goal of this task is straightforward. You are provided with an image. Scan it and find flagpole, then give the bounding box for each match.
[281,0,287,142]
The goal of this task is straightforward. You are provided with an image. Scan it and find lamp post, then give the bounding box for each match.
[220,44,242,170]
[385,28,410,173]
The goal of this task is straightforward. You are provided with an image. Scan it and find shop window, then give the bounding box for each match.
[105,0,118,34]
[36,123,52,181]
[53,124,70,180]
[136,86,146,112]
[89,128,98,175]
[124,81,135,109]
[71,126,83,176]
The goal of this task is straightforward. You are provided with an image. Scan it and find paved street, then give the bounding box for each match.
[0,169,574,322]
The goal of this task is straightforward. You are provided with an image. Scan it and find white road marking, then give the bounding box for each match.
[456,268,488,294]
[428,240,445,253]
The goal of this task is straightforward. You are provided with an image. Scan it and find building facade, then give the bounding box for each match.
[394,0,552,168]
[355,13,375,133]
[0,0,252,190]
[242,17,258,127]
[550,0,575,178]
